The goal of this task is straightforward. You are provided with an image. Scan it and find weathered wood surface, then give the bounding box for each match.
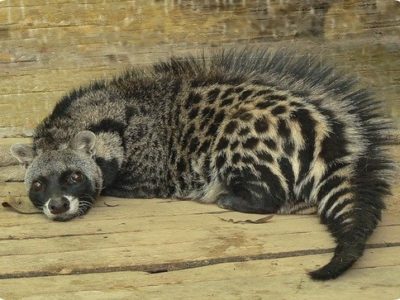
[1,0,400,299]
[0,0,399,137]
[0,249,399,299]
[0,182,400,299]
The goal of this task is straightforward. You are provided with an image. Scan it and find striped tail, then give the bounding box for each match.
[310,203,380,280]
[309,154,392,280]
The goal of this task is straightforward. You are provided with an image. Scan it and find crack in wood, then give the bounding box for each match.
[0,230,136,241]
[1,243,399,280]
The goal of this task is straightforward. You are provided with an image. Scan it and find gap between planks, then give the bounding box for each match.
[1,243,400,281]
[1,247,400,300]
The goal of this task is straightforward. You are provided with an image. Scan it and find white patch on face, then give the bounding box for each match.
[42,195,80,221]
[42,200,55,220]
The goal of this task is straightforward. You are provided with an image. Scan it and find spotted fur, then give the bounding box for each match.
[11,49,396,280]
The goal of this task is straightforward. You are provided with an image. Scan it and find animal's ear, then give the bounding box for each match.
[70,131,96,156]
[10,144,35,167]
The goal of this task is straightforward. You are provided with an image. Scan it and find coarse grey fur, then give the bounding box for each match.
[11,48,396,280]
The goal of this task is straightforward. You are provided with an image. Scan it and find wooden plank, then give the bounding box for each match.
[0,214,398,259]
[0,165,24,182]
[0,67,121,96]
[0,138,30,166]
[0,197,399,279]
[0,247,399,299]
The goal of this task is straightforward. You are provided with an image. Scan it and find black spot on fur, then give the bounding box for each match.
[88,119,125,135]
[277,119,291,139]
[263,139,277,150]
[271,105,287,115]
[178,174,187,191]
[214,110,225,124]
[290,101,303,107]
[189,137,200,154]
[291,109,316,183]
[234,87,244,93]
[256,150,274,163]
[232,153,241,164]
[298,178,315,202]
[254,89,273,97]
[254,118,269,133]
[242,155,256,164]
[239,90,253,101]
[200,107,216,129]
[182,124,195,148]
[198,139,211,154]
[206,123,219,137]
[221,88,234,99]
[207,88,220,103]
[188,107,199,119]
[230,140,239,150]
[238,127,250,136]
[255,165,286,202]
[216,137,229,151]
[177,159,187,173]
[279,157,294,198]
[232,108,246,118]
[220,97,234,107]
[170,149,177,163]
[216,153,227,169]
[224,120,238,134]
[239,112,253,121]
[256,101,276,109]
[268,94,287,101]
[185,92,202,109]
[320,117,349,164]
[283,140,295,156]
[201,107,215,119]
[243,137,259,149]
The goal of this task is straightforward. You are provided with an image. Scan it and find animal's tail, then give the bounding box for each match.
[309,208,377,280]
[310,149,394,280]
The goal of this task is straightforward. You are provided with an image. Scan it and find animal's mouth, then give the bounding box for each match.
[42,196,93,221]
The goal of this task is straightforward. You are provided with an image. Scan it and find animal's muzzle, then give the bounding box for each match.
[48,197,70,215]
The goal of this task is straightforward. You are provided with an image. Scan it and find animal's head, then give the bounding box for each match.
[10,131,103,221]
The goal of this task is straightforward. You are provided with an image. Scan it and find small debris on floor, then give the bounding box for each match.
[219,215,273,224]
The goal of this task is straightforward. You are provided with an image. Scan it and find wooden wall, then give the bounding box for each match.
[1,0,399,139]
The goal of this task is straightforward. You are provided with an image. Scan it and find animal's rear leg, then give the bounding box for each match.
[217,166,287,214]
[217,193,278,214]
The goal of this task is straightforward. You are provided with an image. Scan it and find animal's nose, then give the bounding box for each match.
[48,197,70,215]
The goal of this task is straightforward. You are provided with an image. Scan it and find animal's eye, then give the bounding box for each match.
[32,180,45,192]
[69,171,84,184]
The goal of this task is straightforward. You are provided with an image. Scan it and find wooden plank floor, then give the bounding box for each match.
[0,177,400,299]
[1,0,400,299]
